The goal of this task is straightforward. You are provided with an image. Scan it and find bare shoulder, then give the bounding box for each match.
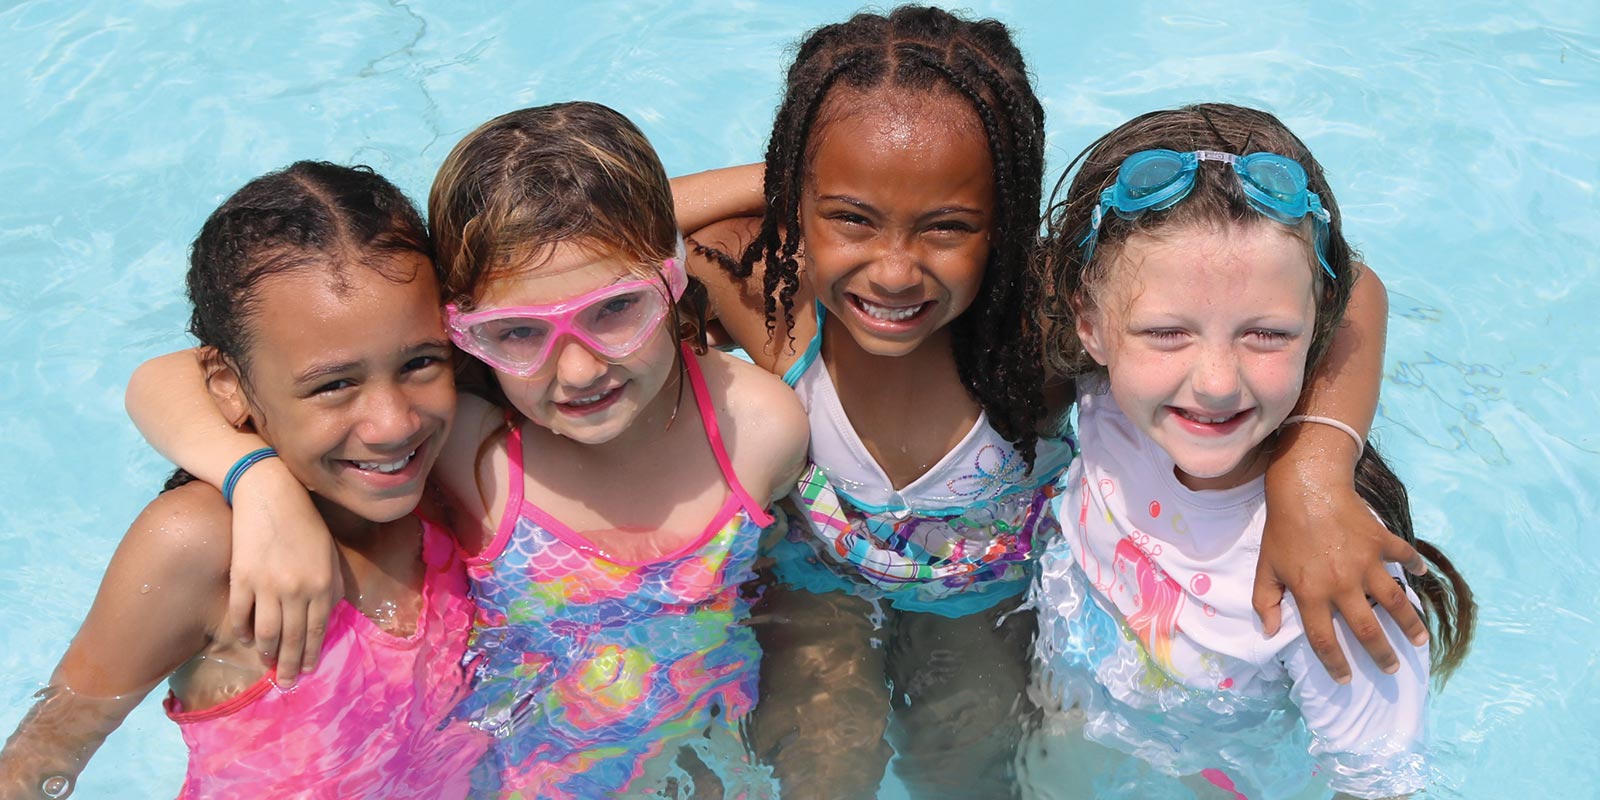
[685,216,816,374]
[435,393,506,508]
[694,348,810,503]
[122,481,235,585]
[49,482,236,699]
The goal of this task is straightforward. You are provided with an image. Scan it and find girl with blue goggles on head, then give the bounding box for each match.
[1026,102,1475,799]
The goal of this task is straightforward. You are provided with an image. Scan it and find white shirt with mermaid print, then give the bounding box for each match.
[1031,377,1431,799]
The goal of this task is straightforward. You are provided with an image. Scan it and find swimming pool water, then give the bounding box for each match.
[2,0,1596,796]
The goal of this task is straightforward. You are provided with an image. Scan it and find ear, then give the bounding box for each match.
[198,348,252,429]
[1072,295,1111,367]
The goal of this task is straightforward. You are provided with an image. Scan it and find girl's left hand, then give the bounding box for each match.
[1253,443,1429,684]
[227,460,342,687]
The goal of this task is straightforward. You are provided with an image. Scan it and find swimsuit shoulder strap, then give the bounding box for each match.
[682,344,774,526]
[779,301,825,387]
[502,410,527,514]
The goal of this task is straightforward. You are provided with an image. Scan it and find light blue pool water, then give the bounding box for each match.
[1,1,1595,797]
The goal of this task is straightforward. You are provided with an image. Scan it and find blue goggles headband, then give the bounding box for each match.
[1080,149,1335,279]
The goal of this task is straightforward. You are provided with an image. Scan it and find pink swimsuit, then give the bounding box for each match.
[165,517,489,799]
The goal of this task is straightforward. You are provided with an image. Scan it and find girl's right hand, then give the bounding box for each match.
[227,458,341,688]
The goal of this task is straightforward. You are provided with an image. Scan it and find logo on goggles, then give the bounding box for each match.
[1080,149,1335,279]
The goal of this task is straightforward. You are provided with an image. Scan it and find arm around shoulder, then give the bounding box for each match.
[428,392,513,555]
[671,164,765,234]
[126,349,272,486]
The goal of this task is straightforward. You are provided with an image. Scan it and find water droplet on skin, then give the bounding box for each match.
[139,584,152,594]
[41,775,72,798]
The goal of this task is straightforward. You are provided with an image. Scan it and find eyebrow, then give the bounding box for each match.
[818,194,986,221]
[291,339,453,385]
[294,360,360,386]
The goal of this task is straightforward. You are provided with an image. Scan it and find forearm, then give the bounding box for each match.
[1269,264,1386,483]
[125,350,266,486]
[0,685,139,797]
[671,163,765,233]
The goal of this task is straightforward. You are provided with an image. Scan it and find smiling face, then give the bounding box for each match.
[799,87,995,357]
[232,251,455,529]
[1077,222,1318,491]
[471,240,679,445]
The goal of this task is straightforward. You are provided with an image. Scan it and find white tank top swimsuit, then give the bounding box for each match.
[771,302,1076,617]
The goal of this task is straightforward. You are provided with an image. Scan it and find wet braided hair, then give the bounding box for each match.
[729,4,1048,465]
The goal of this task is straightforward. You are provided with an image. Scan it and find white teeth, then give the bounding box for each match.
[856,297,924,322]
[353,451,415,474]
[564,390,610,407]
[1179,410,1237,425]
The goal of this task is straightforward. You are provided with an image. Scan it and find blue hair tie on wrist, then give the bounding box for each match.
[222,447,279,506]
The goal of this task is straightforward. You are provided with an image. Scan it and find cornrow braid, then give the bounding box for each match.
[732,4,1049,465]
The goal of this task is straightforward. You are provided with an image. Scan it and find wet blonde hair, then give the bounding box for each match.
[428,101,678,308]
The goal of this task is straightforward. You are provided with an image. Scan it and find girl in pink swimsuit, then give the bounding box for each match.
[128,104,810,798]
[0,162,488,798]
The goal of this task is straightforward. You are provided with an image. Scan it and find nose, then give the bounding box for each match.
[864,234,923,295]
[1192,343,1243,406]
[360,382,423,447]
[552,335,608,390]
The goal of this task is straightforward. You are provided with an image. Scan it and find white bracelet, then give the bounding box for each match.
[1281,415,1365,458]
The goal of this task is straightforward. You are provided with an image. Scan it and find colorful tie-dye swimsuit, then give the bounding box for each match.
[455,347,773,799]
[165,516,488,800]
[771,304,1076,617]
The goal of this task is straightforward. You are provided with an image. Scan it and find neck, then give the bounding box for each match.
[311,495,384,547]
[821,313,960,387]
[1173,446,1271,492]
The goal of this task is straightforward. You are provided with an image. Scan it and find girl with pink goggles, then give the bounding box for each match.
[446,239,688,377]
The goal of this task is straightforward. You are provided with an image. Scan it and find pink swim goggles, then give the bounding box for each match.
[446,240,689,377]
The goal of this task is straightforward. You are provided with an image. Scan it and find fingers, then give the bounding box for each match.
[253,598,283,678]
[1367,567,1429,647]
[301,593,334,678]
[1381,534,1429,577]
[1297,598,1353,685]
[1333,592,1400,677]
[275,603,306,688]
[228,579,255,645]
[1249,565,1285,637]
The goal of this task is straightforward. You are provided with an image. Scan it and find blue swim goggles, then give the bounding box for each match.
[1081,149,1335,279]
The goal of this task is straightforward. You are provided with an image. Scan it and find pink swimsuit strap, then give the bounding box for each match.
[497,344,773,541]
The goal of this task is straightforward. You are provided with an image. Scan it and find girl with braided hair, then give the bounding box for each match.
[677,6,1065,796]
[675,5,1428,798]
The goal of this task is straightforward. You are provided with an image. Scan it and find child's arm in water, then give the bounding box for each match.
[0,484,236,797]
[1257,265,1430,683]
[125,350,339,688]
[1281,562,1430,800]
